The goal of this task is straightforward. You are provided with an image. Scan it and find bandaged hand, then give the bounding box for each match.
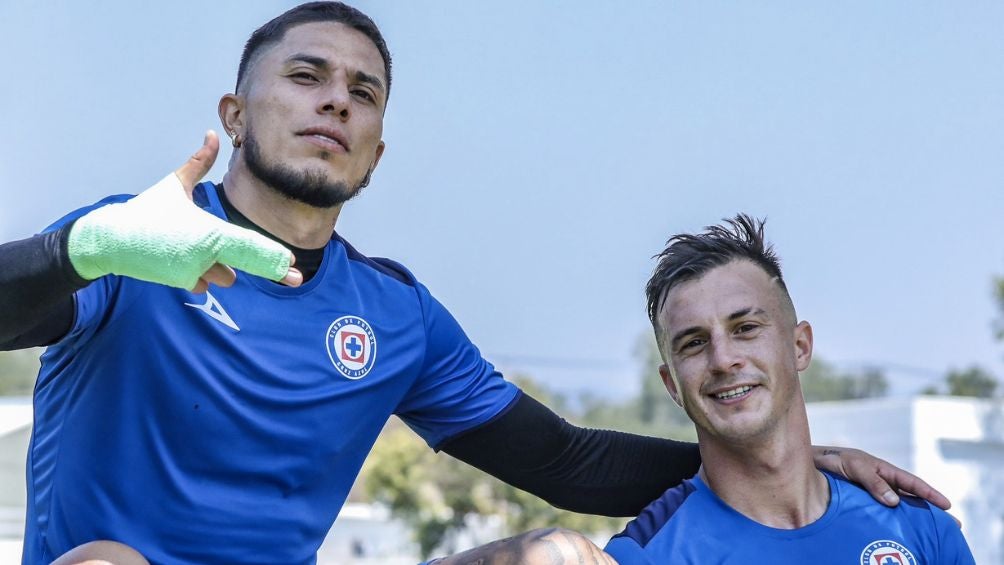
[67,131,301,292]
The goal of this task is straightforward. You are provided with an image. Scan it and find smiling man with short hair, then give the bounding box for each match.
[604,215,974,564]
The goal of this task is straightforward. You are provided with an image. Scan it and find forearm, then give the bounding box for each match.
[0,225,84,349]
[441,393,702,516]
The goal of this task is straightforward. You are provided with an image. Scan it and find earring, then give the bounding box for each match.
[229,131,242,148]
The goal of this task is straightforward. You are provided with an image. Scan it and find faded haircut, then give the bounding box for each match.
[646,214,790,342]
[235,2,392,101]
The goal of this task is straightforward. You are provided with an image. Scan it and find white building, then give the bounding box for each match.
[808,395,1004,564]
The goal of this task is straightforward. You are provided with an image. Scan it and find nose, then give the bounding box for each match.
[707,335,744,376]
[319,77,351,121]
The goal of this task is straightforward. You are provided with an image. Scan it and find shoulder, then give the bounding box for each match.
[608,477,703,550]
[828,472,972,558]
[830,472,940,522]
[331,232,417,287]
[43,194,136,233]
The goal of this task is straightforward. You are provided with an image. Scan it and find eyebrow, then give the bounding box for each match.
[669,306,766,349]
[287,54,329,70]
[353,70,385,93]
[286,53,385,94]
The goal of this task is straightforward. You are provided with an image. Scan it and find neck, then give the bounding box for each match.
[697,419,829,529]
[221,162,342,250]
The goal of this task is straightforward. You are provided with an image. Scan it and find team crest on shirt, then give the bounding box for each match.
[860,540,917,565]
[325,316,377,379]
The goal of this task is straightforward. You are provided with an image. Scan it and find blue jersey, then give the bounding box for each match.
[605,472,974,565]
[24,182,519,564]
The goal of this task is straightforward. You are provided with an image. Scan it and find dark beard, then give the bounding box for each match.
[243,134,370,209]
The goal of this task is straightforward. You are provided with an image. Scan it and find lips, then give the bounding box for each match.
[297,127,349,153]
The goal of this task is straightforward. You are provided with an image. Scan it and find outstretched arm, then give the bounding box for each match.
[442,393,950,515]
[0,131,301,350]
[441,393,701,517]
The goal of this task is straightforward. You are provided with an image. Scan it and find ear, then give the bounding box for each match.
[793,320,813,372]
[218,94,245,140]
[659,364,683,407]
[370,140,386,173]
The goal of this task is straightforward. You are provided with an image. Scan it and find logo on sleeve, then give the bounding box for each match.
[325,316,377,379]
[860,540,916,565]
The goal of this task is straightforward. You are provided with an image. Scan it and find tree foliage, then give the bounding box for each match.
[923,365,998,398]
[800,357,888,402]
[361,377,626,559]
[947,366,998,397]
[578,336,694,440]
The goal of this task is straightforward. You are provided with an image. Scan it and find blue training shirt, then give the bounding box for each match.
[604,471,974,564]
[24,182,519,564]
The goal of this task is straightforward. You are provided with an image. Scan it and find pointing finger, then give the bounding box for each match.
[174,131,220,198]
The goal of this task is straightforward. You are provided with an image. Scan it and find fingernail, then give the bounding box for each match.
[882,491,899,505]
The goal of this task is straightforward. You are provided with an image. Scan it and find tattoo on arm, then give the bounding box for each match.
[822,449,841,456]
[435,527,612,565]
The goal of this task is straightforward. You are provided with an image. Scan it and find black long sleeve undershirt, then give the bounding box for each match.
[0,225,84,350]
[441,392,702,517]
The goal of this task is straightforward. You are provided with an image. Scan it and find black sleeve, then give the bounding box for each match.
[440,392,702,517]
[0,224,87,350]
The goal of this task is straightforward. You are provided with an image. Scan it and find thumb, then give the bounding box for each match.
[174,130,220,198]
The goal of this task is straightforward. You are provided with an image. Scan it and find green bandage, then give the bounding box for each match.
[67,174,292,289]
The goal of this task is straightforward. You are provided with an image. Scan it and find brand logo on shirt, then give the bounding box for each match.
[325,316,377,379]
[860,540,916,565]
[184,291,240,331]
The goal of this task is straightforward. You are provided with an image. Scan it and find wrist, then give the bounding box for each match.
[66,214,109,281]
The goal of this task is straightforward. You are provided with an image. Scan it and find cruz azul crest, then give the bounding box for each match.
[326,316,377,379]
[860,540,917,565]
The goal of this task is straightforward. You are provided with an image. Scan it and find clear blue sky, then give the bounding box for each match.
[2,2,1001,400]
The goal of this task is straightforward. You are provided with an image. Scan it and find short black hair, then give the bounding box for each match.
[236,2,392,101]
[646,214,788,336]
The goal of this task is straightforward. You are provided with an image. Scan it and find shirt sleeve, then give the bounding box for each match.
[603,536,653,565]
[930,506,976,564]
[41,196,134,347]
[395,282,519,449]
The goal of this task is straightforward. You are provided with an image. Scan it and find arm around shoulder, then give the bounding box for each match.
[441,392,701,516]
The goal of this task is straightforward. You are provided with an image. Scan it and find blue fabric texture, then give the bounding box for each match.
[604,471,974,564]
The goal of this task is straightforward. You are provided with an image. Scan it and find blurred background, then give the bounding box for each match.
[1,1,1002,562]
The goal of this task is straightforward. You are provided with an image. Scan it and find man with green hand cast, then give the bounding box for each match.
[0,3,950,564]
[65,161,299,292]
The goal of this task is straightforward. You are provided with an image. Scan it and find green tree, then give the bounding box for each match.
[361,376,625,559]
[800,357,888,402]
[0,348,42,396]
[577,336,695,441]
[945,366,998,398]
